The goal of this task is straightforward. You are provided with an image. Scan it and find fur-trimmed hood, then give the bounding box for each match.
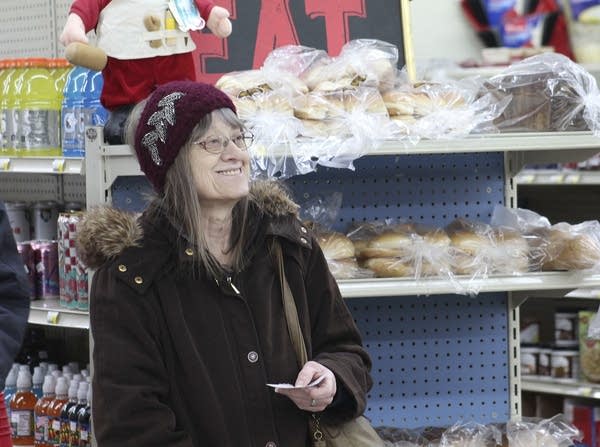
[77,180,299,269]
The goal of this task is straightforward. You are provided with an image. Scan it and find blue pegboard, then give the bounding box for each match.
[112,152,510,429]
[349,293,509,428]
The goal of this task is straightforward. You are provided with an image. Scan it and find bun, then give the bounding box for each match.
[327,258,361,279]
[317,232,355,260]
[362,257,415,278]
[360,230,413,258]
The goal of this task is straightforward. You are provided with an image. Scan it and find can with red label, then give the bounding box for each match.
[5,201,30,242]
[30,240,59,299]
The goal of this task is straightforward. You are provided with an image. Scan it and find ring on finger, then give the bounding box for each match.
[310,398,317,407]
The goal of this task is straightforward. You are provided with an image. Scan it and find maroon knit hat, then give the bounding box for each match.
[134,80,236,192]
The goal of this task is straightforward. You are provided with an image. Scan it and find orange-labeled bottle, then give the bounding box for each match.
[46,378,68,446]
[34,375,55,447]
[10,369,36,446]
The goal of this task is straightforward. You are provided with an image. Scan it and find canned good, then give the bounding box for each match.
[16,242,36,299]
[520,345,540,376]
[538,347,553,378]
[551,348,580,381]
[32,201,58,240]
[57,212,84,309]
[555,312,579,347]
[30,240,59,299]
[5,201,30,242]
[63,202,83,212]
[520,318,540,344]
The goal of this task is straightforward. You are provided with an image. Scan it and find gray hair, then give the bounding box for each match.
[125,103,251,278]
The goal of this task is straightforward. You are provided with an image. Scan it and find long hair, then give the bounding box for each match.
[126,103,251,279]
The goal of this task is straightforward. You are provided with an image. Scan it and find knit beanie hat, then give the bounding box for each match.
[134,80,236,192]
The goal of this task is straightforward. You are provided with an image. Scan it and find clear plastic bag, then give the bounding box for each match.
[485,52,600,134]
[438,421,502,447]
[589,307,600,339]
[506,414,582,447]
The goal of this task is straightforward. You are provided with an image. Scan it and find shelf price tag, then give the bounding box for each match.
[46,311,60,324]
[565,174,580,184]
[0,158,10,171]
[579,386,593,397]
[52,159,65,173]
[548,174,564,184]
[518,174,535,184]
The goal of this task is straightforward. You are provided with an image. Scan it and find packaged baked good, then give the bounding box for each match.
[438,421,502,447]
[485,53,600,133]
[579,311,600,382]
[506,414,582,447]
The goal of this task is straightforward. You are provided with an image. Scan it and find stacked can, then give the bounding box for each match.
[30,240,59,299]
[57,212,87,310]
[16,242,37,299]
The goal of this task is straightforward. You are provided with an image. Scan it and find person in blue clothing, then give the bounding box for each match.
[0,201,30,388]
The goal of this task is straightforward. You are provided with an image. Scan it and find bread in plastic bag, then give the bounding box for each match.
[485,53,600,133]
[438,421,502,447]
[506,414,581,447]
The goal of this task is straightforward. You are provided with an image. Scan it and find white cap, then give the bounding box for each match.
[33,366,44,385]
[5,369,17,387]
[47,364,58,372]
[19,365,30,373]
[62,365,72,375]
[72,374,82,383]
[17,370,32,389]
[42,375,56,394]
[63,372,73,381]
[68,362,80,373]
[55,377,69,396]
[68,382,79,400]
[51,370,62,380]
[39,362,49,375]
[80,369,89,378]
[77,381,89,401]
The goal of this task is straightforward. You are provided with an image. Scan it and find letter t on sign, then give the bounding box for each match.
[305,0,366,55]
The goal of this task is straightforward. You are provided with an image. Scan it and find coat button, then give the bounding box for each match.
[300,226,307,234]
[134,276,143,285]
[265,442,276,447]
[300,237,308,245]
[118,264,127,272]
[185,248,194,256]
[247,351,259,363]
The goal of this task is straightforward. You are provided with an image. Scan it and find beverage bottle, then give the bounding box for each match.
[61,66,89,157]
[66,364,79,375]
[75,386,91,447]
[3,368,17,420]
[34,375,55,447]
[31,367,44,400]
[82,70,108,134]
[67,383,87,447]
[10,369,36,446]
[0,59,8,154]
[19,58,61,157]
[46,378,68,447]
[3,58,26,156]
[58,382,78,447]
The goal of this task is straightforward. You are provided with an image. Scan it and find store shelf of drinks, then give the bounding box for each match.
[515,169,600,185]
[522,377,600,401]
[0,156,84,175]
[28,299,89,330]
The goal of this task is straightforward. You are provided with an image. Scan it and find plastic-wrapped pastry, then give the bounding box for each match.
[317,231,355,260]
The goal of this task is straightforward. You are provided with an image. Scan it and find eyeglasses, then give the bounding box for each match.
[192,132,254,154]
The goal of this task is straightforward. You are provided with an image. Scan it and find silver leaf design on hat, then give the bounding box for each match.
[141,92,186,166]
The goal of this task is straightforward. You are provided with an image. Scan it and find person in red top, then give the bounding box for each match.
[59,0,232,144]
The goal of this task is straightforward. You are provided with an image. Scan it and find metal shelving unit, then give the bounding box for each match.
[522,378,600,401]
[0,157,84,175]
[28,299,89,330]
[516,169,600,186]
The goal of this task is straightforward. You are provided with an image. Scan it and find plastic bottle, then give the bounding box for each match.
[75,386,91,447]
[58,382,78,447]
[31,367,44,400]
[34,375,55,447]
[10,369,36,446]
[2,59,26,156]
[46,378,68,447]
[19,58,61,156]
[3,369,17,421]
[66,382,87,447]
[61,66,89,157]
[82,69,108,135]
[0,59,8,154]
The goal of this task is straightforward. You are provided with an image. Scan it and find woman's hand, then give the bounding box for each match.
[275,361,337,412]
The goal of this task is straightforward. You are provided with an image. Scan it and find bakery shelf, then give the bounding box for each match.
[0,157,84,175]
[565,288,600,299]
[516,169,600,185]
[28,299,89,329]
[338,271,600,298]
[522,377,600,400]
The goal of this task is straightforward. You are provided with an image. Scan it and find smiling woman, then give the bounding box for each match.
[76,80,374,447]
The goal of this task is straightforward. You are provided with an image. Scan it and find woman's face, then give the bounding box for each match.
[189,114,250,206]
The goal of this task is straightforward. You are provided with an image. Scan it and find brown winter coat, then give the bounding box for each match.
[78,182,373,447]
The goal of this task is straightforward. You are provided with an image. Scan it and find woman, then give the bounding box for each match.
[77,80,373,446]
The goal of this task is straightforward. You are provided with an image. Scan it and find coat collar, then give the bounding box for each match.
[76,180,310,273]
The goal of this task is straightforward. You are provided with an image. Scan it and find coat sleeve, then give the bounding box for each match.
[0,203,29,388]
[302,237,374,424]
[194,0,215,21]
[90,264,194,447]
[69,0,109,32]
